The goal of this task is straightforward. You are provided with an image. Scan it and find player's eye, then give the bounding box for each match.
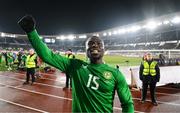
[88,41,93,46]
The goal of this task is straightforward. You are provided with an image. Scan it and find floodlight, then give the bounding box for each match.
[129,26,141,32]
[118,29,126,34]
[56,35,66,40]
[79,35,87,38]
[145,21,158,29]
[112,30,117,35]
[45,38,51,43]
[142,25,147,28]
[1,32,5,37]
[103,32,107,36]
[52,39,55,43]
[11,34,16,38]
[163,20,169,25]
[67,35,75,40]
[93,34,99,37]
[56,36,61,39]
[171,17,180,24]
[108,32,112,36]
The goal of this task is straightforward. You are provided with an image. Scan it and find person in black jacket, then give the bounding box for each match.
[63,49,75,90]
[17,50,23,69]
[139,53,160,106]
[2,51,8,67]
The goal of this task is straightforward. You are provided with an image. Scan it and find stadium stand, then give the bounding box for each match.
[0,12,180,53]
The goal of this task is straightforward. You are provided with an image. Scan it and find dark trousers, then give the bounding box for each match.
[17,59,22,68]
[65,74,72,88]
[26,68,35,83]
[142,81,157,102]
[5,57,8,66]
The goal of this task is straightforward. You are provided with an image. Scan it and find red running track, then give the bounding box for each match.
[0,71,180,112]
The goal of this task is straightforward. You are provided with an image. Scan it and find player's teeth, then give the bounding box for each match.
[92,50,98,53]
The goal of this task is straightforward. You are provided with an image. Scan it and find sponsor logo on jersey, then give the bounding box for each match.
[103,71,112,80]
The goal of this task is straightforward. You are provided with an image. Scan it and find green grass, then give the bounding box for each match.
[0,57,17,71]
[0,61,8,71]
[0,54,142,71]
[75,54,142,67]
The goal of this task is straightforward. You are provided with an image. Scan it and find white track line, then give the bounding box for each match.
[0,82,146,113]
[0,74,64,89]
[0,98,49,113]
[0,82,72,101]
[1,74,180,107]
[16,72,180,92]
[0,82,123,111]
[14,72,64,83]
[15,71,59,77]
[2,73,180,98]
[16,72,180,91]
[115,95,180,106]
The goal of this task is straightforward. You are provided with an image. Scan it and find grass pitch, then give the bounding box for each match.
[75,54,142,67]
[0,54,141,71]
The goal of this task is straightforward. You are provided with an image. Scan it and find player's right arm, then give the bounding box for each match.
[18,15,70,72]
[115,70,134,113]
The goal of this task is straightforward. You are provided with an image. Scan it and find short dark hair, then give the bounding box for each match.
[85,36,104,50]
[68,48,72,52]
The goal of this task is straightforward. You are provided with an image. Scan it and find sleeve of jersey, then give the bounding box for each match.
[27,30,70,72]
[115,70,134,113]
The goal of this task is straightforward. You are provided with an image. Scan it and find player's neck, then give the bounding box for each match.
[90,58,103,64]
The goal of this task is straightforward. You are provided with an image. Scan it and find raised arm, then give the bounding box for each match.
[115,70,134,113]
[18,15,70,72]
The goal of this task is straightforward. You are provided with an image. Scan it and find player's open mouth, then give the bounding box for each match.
[91,49,99,54]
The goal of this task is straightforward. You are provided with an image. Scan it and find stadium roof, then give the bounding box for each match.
[1,11,180,40]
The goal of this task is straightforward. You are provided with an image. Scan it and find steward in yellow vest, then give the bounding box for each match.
[139,53,160,106]
[65,54,75,59]
[142,60,157,76]
[26,54,37,68]
[23,49,37,85]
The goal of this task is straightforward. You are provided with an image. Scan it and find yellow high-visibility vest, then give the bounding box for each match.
[143,61,157,76]
[65,54,74,59]
[26,54,36,68]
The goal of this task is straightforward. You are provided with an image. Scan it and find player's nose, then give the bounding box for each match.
[92,42,98,48]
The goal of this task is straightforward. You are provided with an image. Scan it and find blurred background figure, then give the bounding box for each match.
[143,53,147,61]
[64,49,75,90]
[2,50,8,67]
[17,50,23,69]
[7,49,14,71]
[0,50,2,64]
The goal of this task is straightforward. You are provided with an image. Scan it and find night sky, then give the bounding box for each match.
[0,0,180,35]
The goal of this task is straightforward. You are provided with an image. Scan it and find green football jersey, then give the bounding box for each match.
[27,30,134,113]
[7,52,13,63]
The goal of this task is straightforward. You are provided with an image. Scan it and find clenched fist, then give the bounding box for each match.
[18,15,36,33]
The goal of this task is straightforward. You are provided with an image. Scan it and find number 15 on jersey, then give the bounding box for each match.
[86,74,99,90]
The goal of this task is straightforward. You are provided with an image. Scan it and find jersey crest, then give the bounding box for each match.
[103,71,112,80]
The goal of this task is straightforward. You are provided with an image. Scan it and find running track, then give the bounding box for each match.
[0,71,180,113]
